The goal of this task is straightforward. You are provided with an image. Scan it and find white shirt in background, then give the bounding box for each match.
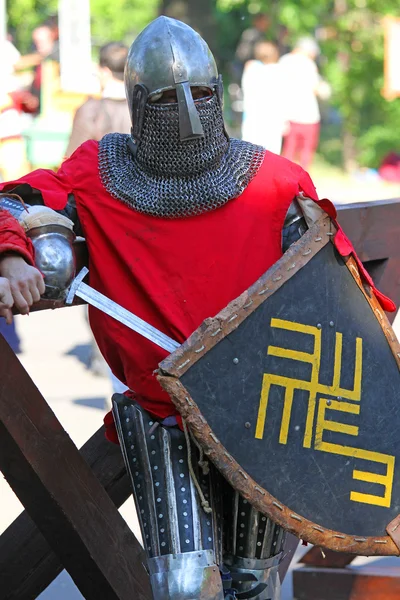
[0,42,22,140]
[241,60,287,154]
[0,41,21,94]
[102,79,126,100]
[278,52,321,124]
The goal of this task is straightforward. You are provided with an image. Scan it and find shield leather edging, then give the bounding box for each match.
[157,216,400,556]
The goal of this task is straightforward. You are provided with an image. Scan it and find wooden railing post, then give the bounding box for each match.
[337,199,400,323]
[0,425,134,599]
[0,334,152,600]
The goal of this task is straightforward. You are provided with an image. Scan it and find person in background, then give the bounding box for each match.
[32,19,59,60]
[65,42,130,157]
[0,37,28,182]
[231,13,273,131]
[17,19,61,116]
[277,24,291,56]
[235,12,271,71]
[0,37,21,92]
[0,38,30,358]
[279,36,331,170]
[241,41,287,154]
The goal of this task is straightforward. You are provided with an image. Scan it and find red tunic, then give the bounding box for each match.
[0,141,395,442]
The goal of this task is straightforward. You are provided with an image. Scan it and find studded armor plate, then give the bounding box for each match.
[113,395,285,599]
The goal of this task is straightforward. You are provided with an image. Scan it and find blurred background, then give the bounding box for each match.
[2,1,400,598]
[1,0,400,196]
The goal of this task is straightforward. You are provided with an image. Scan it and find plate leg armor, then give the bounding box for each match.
[223,488,285,600]
[112,394,225,600]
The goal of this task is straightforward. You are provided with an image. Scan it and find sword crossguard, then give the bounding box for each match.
[66,266,89,305]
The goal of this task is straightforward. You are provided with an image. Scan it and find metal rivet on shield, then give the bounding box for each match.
[245,422,251,429]
[233,358,239,364]
[329,321,334,327]
[317,323,322,329]
[326,399,332,406]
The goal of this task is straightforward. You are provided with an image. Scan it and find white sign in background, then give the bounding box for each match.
[0,0,6,47]
[387,20,400,94]
[58,0,93,93]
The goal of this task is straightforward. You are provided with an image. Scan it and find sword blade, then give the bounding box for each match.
[76,282,180,354]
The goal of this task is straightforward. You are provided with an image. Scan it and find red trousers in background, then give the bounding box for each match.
[282,121,320,171]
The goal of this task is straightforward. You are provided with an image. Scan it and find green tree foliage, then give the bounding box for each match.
[7,0,400,168]
[7,0,58,51]
[320,3,400,169]
[7,0,158,52]
[217,0,400,169]
[90,0,159,46]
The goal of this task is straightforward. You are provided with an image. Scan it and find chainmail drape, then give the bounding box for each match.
[98,94,266,218]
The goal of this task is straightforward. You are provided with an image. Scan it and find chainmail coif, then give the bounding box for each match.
[98,94,266,218]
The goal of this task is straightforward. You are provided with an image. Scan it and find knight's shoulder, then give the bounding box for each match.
[262,149,307,175]
[59,139,103,184]
[66,138,100,163]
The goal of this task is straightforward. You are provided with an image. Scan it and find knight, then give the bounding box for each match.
[0,16,392,600]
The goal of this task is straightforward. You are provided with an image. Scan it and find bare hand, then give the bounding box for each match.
[0,254,45,315]
[0,277,13,324]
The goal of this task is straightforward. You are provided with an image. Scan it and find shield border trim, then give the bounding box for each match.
[158,216,400,555]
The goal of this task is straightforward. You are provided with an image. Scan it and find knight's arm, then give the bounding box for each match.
[0,189,81,299]
[282,195,325,252]
[0,205,35,265]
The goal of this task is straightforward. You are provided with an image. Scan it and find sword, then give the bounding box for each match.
[66,267,180,354]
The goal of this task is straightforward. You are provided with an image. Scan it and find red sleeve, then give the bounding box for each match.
[0,147,84,262]
[0,165,73,210]
[0,143,93,209]
[333,226,396,312]
[298,167,338,220]
[0,209,35,264]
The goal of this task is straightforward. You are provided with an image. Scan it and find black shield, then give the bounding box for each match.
[158,216,400,555]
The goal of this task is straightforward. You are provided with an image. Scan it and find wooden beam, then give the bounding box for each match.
[336,200,400,323]
[0,405,300,600]
[336,200,400,263]
[0,426,134,600]
[293,565,400,600]
[299,546,355,569]
[0,334,151,600]
[278,533,299,580]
